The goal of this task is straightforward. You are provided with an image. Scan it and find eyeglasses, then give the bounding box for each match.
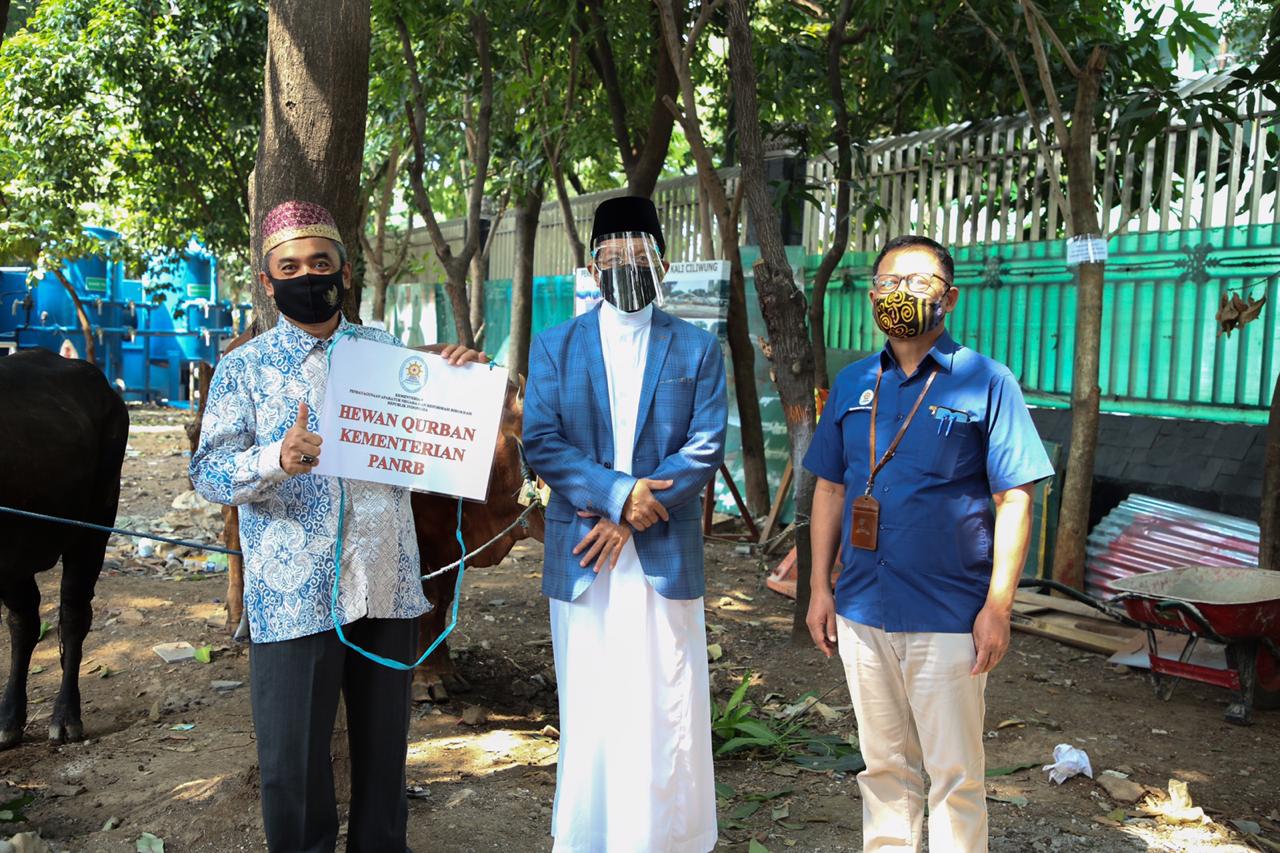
[592,254,660,271]
[872,272,951,296]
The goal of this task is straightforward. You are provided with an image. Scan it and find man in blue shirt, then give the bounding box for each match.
[803,235,1052,852]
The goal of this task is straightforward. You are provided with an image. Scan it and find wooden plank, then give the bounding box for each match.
[1011,611,1139,655]
[1201,125,1220,228]
[1158,131,1177,233]
[1014,589,1107,620]
[757,460,794,547]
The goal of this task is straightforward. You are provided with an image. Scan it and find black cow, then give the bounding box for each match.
[0,350,128,747]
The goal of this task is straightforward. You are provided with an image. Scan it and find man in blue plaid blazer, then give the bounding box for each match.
[523,303,727,600]
[522,195,726,852]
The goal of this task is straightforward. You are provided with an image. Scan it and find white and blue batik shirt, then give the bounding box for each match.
[190,316,429,644]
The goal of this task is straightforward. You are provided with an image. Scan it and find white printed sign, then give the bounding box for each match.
[313,338,507,501]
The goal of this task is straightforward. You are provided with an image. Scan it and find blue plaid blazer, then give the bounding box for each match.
[523,306,727,602]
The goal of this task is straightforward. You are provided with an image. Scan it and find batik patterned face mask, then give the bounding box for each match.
[872,289,945,339]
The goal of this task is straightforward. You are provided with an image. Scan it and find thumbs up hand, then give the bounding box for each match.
[280,401,323,476]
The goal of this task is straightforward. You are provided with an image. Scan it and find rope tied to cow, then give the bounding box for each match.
[0,505,244,557]
[0,498,540,582]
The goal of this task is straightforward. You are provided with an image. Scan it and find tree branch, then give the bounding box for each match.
[583,1,637,175]
[396,14,455,269]
[1021,0,1072,151]
[1026,0,1081,78]
[965,2,1071,225]
[655,0,731,219]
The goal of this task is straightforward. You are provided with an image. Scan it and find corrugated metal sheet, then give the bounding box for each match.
[1085,494,1260,600]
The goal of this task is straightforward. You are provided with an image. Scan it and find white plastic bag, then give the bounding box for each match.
[1042,743,1093,785]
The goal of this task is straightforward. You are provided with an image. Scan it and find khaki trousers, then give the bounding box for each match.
[837,616,989,853]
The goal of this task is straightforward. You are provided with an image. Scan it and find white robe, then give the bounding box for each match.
[549,301,718,853]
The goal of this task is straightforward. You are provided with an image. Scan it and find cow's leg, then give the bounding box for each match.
[412,575,468,703]
[223,506,245,635]
[50,539,104,744]
[0,575,41,749]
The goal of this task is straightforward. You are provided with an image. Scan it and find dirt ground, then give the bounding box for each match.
[1,405,1278,852]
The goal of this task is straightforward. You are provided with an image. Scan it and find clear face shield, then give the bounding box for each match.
[590,232,666,313]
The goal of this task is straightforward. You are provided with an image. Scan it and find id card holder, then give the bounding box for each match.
[850,494,880,551]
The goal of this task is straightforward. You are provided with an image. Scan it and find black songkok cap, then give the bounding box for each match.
[590,195,666,256]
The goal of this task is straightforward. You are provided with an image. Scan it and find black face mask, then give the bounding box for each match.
[598,266,659,313]
[269,270,344,324]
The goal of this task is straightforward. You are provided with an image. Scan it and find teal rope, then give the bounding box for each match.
[325,328,468,670]
[332,483,465,670]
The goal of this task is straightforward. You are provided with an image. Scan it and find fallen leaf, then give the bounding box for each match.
[38,621,52,642]
[732,801,761,819]
[30,665,45,675]
[749,840,771,853]
[170,724,196,732]
[987,793,1028,807]
[193,645,213,664]
[102,816,122,831]
[136,832,165,853]
[996,718,1025,729]
[771,803,791,821]
[707,644,724,662]
[715,782,736,800]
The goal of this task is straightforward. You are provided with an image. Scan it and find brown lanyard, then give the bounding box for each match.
[865,366,938,495]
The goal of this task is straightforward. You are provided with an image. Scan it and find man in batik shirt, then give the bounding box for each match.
[191,200,482,853]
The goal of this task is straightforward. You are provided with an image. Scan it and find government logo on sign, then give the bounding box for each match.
[399,355,427,392]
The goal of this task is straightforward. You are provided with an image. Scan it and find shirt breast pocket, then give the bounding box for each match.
[836,406,871,470]
[928,419,982,479]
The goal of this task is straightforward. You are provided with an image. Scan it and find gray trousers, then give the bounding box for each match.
[250,617,417,853]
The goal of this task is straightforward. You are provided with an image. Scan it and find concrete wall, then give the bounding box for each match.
[1029,409,1265,527]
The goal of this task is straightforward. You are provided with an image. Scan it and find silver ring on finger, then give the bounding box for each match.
[300,453,316,465]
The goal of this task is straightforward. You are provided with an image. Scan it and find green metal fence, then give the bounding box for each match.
[380,224,1280,520]
[810,223,1280,424]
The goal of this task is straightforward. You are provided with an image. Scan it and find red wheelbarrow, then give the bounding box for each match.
[1020,566,1280,726]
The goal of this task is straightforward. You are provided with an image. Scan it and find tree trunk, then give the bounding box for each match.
[371,277,388,324]
[727,0,817,645]
[248,0,370,333]
[627,8,679,196]
[510,178,544,380]
[808,0,854,391]
[1260,371,1280,571]
[721,227,771,518]
[445,273,475,348]
[548,152,585,269]
[1050,46,1108,590]
[469,252,486,347]
[52,268,97,366]
[0,0,10,51]
[654,0,767,517]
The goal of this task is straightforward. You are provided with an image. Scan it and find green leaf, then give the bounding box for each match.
[0,794,33,823]
[193,645,213,664]
[749,840,771,853]
[732,720,779,743]
[37,621,51,642]
[746,788,793,802]
[136,832,165,853]
[731,801,762,820]
[986,762,1040,777]
[724,673,751,715]
[771,803,790,821]
[715,736,774,756]
[715,782,736,800]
